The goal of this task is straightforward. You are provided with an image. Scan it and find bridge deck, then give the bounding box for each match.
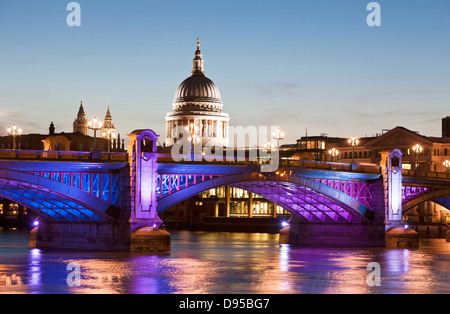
[0,149,127,163]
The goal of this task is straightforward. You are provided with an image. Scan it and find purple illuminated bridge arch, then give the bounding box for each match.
[401,172,450,213]
[403,188,450,213]
[157,172,375,224]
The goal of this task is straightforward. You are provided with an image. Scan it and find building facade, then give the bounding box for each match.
[282,124,450,173]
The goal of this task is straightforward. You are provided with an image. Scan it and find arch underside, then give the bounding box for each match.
[433,197,450,210]
[232,181,366,223]
[157,173,373,224]
[0,170,117,222]
[403,188,450,213]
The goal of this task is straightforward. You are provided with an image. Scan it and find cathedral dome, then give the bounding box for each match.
[165,38,230,148]
[174,75,222,105]
[173,38,223,106]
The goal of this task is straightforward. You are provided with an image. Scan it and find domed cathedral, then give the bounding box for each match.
[165,38,230,147]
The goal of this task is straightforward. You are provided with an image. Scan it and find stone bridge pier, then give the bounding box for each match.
[127,130,170,253]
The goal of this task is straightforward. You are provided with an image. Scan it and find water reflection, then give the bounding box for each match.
[1,230,450,294]
[28,249,42,288]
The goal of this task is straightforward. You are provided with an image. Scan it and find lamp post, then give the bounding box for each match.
[264,141,275,154]
[412,144,423,170]
[7,124,22,150]
[348,136,359,164]
[272,128,285,165]
[328,148,339,162]
[185,123,200,161]
[272,128,285,150]
[102,129,116,153]
[87,117,103,150]
[443,160,450,173]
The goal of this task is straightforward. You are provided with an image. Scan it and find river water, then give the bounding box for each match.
[1,228,450,294]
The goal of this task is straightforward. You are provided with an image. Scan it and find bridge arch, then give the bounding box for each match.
[157,172,374,224]
[403,188,450,213]
[0,169,120,222]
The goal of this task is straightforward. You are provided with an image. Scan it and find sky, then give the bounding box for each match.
[0,0,449,144]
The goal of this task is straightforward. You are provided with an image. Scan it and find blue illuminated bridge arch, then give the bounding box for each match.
[157,171,375,224]
[0,168,120,222]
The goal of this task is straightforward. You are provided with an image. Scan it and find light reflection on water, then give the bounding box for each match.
[1,229,450,294]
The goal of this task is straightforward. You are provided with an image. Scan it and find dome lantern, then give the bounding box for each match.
[192,38,205,77]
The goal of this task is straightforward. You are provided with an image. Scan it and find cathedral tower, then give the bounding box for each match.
[73,101,89,135]
[101,106,117,137]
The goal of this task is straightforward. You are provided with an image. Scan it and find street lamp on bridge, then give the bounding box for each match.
[102,129,116,153]
[87,117,103,150]
[185,123,200,161]
[348,136,359,164]
[272,128,285,164]
[272,128,285,149]
[412,144,423,170]
[328,148,339,162]
[264,141,275,154]
[7,124,22,150]
[443,160,450,173]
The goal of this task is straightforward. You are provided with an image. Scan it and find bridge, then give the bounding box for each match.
[0,130,449,251]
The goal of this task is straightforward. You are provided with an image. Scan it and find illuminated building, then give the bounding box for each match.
[165,39,230,148]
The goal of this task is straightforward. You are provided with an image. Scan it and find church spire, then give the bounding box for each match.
[73,101,88,135]
[78,101,85,116]
[105,106,112,119]
[101,106,116,139]
[191,37,205,77]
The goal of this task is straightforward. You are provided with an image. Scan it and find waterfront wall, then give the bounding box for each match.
[30,221,131,251]
[30,221,171,253]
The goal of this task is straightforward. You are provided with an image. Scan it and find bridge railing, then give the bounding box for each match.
[402,169,450,180]
[281,160,382,174]
[0,149,128,162]
[157,153,264,166]
[157,154,384,174]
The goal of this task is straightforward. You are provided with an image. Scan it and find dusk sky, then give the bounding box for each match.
[0,0,449,144]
